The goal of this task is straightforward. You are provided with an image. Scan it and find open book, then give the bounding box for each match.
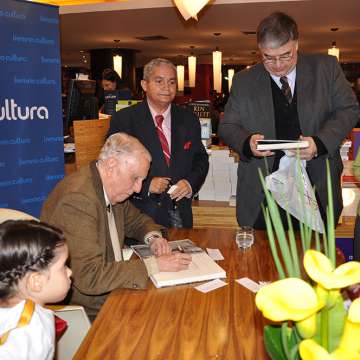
[132,239,226,288]
[256,139,309,151]
[131,239,203,259]
[150,251,226,288]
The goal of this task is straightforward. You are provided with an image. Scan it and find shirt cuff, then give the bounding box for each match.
[144,231,163,244]
[143,256,159,276]
[183,180,193,198]
[312,136,327,156]
[243,135,253,159]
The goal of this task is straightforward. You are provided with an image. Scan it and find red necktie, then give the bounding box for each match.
[280,76,292,104]
[155,115,171,166]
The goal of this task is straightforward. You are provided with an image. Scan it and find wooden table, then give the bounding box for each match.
[74,228,278,360]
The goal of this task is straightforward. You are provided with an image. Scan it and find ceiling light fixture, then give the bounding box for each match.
[174,0,210,21]
[113,39,122,78]
[212,33,222,93]
[188,46,196,88]
[328,28,340,61]
[328,41,340,61]
[228,68,235,92]
[177,65,185,92]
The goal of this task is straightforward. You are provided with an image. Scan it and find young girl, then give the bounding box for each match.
[0,220,72,359]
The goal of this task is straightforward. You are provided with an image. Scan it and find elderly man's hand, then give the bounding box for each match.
[156,252,192,272]
[169,179,192,201]
[250,134,275,157]
[149,177,171,194]
[149,236,171,256]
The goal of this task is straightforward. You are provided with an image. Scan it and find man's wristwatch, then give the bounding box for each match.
[146,234,161,244]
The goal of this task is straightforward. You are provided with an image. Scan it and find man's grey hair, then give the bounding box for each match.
[143,58,176,80]
[257,12,299,49]
[99,133,151,163]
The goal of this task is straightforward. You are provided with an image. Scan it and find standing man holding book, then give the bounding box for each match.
[219,12,359,229]
[107,58,209,228]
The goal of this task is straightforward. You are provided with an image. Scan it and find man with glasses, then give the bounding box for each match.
[219,12,359,229]
[108,58,209,228]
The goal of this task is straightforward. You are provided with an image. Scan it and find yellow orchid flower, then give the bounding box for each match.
[331,298,360,359]
[299,299,360,360]
[299,339,331,360]
[255,278,324,322]
[304,250,360,290]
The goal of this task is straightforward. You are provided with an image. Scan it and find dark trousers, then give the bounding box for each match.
[354,215,360,261]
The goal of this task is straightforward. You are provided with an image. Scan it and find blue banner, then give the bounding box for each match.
[0,0,64,217]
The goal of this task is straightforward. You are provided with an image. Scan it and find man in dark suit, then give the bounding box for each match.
[107,58,209,228]
[219,12,360,229]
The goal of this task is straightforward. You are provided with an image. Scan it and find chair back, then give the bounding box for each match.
[49,305,91,360]
[0,208,39,223]
[73,117,110,169]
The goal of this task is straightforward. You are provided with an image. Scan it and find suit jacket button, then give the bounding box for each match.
[132,283,139,289]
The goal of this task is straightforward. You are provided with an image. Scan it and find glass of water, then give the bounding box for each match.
[236,226,255,251]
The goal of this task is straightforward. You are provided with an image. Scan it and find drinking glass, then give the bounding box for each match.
[236,226,254,251]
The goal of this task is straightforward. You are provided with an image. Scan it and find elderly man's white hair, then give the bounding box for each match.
[99,132,151,163]
[143,58,176,81]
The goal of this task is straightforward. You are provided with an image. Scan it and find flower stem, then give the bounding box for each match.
[321,308,329,352]
[281,322,290,359]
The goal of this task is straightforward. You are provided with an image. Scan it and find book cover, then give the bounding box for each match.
[256,139,309,151]
[187,102,212,140]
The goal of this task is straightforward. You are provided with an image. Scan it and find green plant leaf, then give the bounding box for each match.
[258,169,295,277]
[264,324,302,360]
[264,325,288,360]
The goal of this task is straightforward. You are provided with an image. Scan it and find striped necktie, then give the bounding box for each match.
[280,76,292,104]
[155,115,171,166]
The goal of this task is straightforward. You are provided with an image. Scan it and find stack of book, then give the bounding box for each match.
[340,140,352,161]
[198,149,238,202]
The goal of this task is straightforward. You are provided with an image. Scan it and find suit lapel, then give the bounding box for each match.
[255,67,276,138]
[89,162,114,262]
[169,105,183,170]
[296,55,314,134]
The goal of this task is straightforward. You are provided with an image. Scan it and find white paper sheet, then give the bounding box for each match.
[195,279,228,293]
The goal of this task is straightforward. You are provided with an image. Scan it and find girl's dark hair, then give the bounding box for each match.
[0,220,65,301]
[102,68,122,88]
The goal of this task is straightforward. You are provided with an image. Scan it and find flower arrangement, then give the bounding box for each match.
[256,162,360,360]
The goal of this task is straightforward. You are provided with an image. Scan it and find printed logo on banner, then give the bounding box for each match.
[13,33,55,45]
[43,136,63,143]
[0,9,26,20]
[0,99,49,121]
[45,174,64,181]
[18,156,60,167]
[39,16,59,24]
[41,56,60,64]
[0,177,33,187]
[14,77,56,85]
[22,195,47,204]
[0,54,28,63]
[0,0,63,217]
[0,137,31,145]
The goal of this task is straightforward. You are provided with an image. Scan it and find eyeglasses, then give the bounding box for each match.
[262,49,295,65]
